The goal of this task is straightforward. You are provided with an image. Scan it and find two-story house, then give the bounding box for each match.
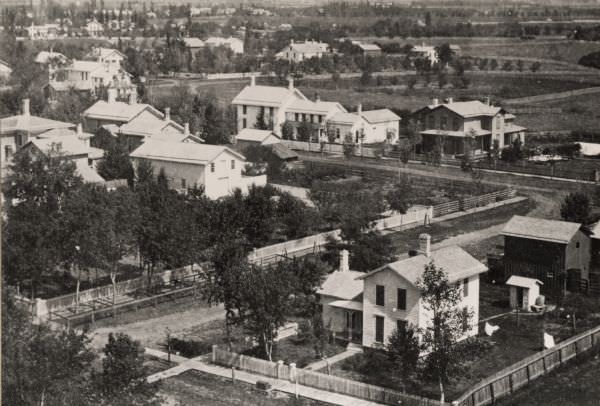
[276,40,330,63]
[129,140,267,199]
[285,96,347,141]
[231,76,308,136]
[501,215,592,296]
[327,105,400,144]
[413,98,526,157]
[86,47,126,70]
[319,234,487,348]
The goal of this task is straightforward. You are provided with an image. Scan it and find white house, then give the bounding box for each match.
[56,60,132,95]
[35,51,68,65]
[319,234,487,348]
[0,59,12,82]
[86,47,125,69]
[85,19,104,37]
[26,24,60,40]
[276,40,330,63]
[205,37,244,54]
[412,44,439,66]
[327,105,400,144]
[129,140,267,199]
[285,96,347,140]
[231,76,307,136]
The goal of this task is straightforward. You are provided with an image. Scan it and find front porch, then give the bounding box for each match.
[328,299,363,344]
[420,129,491,158]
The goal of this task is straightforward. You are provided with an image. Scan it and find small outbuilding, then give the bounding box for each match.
[506,275,543,311]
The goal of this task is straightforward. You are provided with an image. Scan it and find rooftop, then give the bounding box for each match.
[358,246,487,285]
[183,37,205,48]
[130,139,245,165]
[288,99,345,115]
[428,100,502,118]
[318,270,364,301]
[28,134,91,157]
[361,109,400,124]
[83,100,155,122]
[506,275,543,289]
[119,114,183,137]
[420,128,491,138]
[501,215,581,244]
[235,128,279,143]
[329,111,362,125]
[0,114,73,135]
[232,84,307,108]
[35,51,67,64]
[286,41,329,54]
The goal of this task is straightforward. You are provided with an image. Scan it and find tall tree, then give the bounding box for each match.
[97,138,135,184]
[560,192,592,224]
[417,261,473,404]
[386,324,420,392]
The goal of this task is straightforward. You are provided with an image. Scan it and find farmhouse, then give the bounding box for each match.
[501,215,591,295]
[129,140,266,199]
[49,59,133,97]
[276,40,330,63]
[319,235,487,348]
[327,105,400,144]
[413,98,526,157]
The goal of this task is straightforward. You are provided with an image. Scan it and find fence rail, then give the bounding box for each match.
[432,189,516,218]
[212,347,443,406]
[453,324,600,406]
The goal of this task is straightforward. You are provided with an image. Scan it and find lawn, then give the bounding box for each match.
[329,312,582,401]
[159,370,331,406]
[496,349,600,406]
[247,336,347,369]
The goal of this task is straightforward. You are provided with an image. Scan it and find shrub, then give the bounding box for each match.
[167,337,212,358]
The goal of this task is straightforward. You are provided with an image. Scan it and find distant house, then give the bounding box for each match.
[0,99,74,171]
[413,98,526,157]
[327,105,400,144]
[183,37,205,55]
[285,96,347,141]
[351,41,382,57]
[83,89,194,151]
[205,37,244,54]
[411,44,438,66]
[501,215,592,295]
[84,19,104,37]
[276,40,330,63]
[49,59,132,97]
[26,24,60,40]
[86,47,125,69]
[235,128,281,149]
[0,59,12,81]
[319,235,486,347]
[35,51,68,65]
[129,140,266,199]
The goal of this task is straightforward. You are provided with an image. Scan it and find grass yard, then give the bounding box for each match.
[159,370,331,406]
[496,349,600,406]
[329,312,581,401]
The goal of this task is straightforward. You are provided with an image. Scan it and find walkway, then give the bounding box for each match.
[146,348,384,406]
[304,349,359,371]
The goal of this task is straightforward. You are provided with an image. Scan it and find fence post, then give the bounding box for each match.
[212,345,217,364]
[277,360,284,379]
[289,363,296,383]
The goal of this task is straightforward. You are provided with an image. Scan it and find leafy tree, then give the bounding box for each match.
[417,261,473,404]
[101,333,150,395]
[435,43,454,67]
[349,231,396,272]
[297,121,314,142]
[516,59,524,72]
[97,138,135,184]
[500,138,524,163]
[489,59,498,70]
[276,192,316,239]
[360,69,372,86]
[386,324,421,392]
[560,192,591,224]
[281,120,294,140]
[254,107,270,130]
[386,174,413,214]
[342,133,355,158]
[242,185,278,247]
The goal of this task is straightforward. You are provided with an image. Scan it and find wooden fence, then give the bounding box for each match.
[212,347,443,406]
[432,189,517,218]
[452,324,600,406]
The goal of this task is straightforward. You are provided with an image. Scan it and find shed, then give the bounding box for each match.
[506,275,543,311]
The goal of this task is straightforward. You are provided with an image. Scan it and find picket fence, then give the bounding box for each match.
[281,140,385,158]
[452,324,600,406]
[432,189,517,217]
[212,347,443,406]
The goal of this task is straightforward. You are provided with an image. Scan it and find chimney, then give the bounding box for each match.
[107,88,117,103]
[288,77,294,90]
[76,123,83,137]
[432,98,439,106]
[357,103,362,114]
[22,99,30,116]
[418,234,431,258]
[164,107,171,121]
[128,90,136,105]
[250,74,256,86]
[315,92,320,102]
[291,38,294,44]
[184,122,189,136]
[485,96,491,106]
[339,249,349,272]
[447,97,453,104]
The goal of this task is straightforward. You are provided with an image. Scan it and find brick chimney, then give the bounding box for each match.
[418,234,431,257]
[128,90,137,105]
[447,97,453,104]
[288,77,294,90]
[432,98,439,106]
[164,107,171,121]
[339,249,349,272]
[76,123,83,137]
[21,99,30,116]
[357,103,362,115]
[250,74,256,87]
[184,122,189,136]
[107,88,117,103]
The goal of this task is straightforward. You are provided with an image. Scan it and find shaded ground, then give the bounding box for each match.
[496,350,600,406]
[158,370,332,406]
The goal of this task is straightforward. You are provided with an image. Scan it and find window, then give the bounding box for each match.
[295,113,299,121]
[318,115,323,123]
[375,285,385,306]
[463,278,469,297]
[4,145,13,159]
[242,105,247,115]
[336,128,340,139]
[310,114,314,123]
[15,134,23,146]
[396,320,407,335]
[576,242,580,248]
[242,118,247,128]
[302,113,306,122]
[441,115,447,130]
[269,107,273,117]
[181,178,186,189]
[453,118,460,131]
[461,307,470,332]
[210,163,215,173]
[231,160,235,169]
[397,288,406,310]
[375,316,384,343]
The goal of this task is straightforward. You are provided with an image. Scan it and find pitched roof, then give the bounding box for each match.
[317,270,364,300]
[420,128,491,138]
[356,43,381,52]
[232,85,307,107]
[501,215,581,244]
[27,135,90,157]
[68,60,108,73]
[83,100,157,122]
[74,160,105,183]
[288,99,346,115]
[270,143,298,160]
[506,275,543,289]
[89,47,125,59]
[330,111,362,125]
[0,114,74,135]
[432,101,502,118]
[358,246,487,285]
[35,51,67,64]
[235,128,279,143]
[286,41,329,54]
[361,109,400,124]
[590,222,600,240]
[183,37,205,48]
[38,127,93,140]
[504,124,526,134]
[119,115,184,137]
[130,139,245,164]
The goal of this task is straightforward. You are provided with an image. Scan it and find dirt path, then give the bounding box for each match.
[89,303,225,351]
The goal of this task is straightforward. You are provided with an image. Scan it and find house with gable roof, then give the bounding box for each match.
[328,105,400,144]
[86,47,126,70]
[276,40,331,63]
[318,235,487,348]
[129,139,266,199]
[413,98,526,157]
[501,215,592,295]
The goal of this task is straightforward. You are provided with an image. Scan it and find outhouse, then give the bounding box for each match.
[506,275,543,311]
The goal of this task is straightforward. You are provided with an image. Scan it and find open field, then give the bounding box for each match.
[496,349,600,406]
[159,370,331,406]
